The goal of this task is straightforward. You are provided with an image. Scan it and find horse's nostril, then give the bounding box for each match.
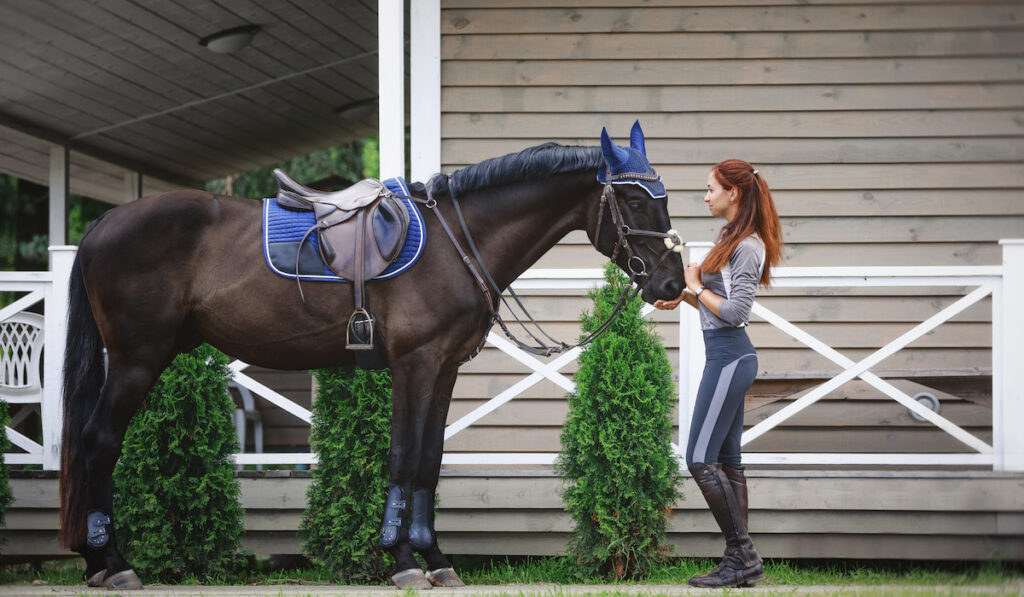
[660,277,683,299]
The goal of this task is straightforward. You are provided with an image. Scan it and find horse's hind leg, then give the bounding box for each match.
[78,354,167,589]
[411,369,465,587]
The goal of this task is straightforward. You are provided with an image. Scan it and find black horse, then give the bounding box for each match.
[58,123,684,589]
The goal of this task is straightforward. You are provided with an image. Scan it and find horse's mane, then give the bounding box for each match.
[428,143,604,197]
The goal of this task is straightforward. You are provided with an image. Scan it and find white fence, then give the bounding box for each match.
[3,242,1022,472]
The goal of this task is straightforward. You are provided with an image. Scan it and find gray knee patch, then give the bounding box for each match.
[408,487,434,551]
[379,485,406,548]
[86,510,112,549]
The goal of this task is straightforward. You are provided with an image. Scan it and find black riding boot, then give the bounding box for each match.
[688,463,764,588]
[723,465,759,587]
[722,465,749,530]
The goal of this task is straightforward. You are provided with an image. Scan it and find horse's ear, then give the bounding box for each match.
[629,120,647,156]
[600,127,629,169]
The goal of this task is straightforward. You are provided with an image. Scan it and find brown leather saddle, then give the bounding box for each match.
[273,168,411,354]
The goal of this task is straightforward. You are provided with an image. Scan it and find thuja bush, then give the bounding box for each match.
[301,367,392,582]
[113,344,244,582]
[0,401,12,552]
[556,262,682,580]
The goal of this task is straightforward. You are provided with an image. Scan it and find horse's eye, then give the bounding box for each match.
[628,201,643,212]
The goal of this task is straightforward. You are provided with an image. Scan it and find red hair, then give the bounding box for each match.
[702,159,783,286]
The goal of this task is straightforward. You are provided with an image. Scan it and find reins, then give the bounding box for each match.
[392,170,682,359]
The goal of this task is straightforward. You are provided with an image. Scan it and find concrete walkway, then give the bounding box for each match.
[1,582,1022,597]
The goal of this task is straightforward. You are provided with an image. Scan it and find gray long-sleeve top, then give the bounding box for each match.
[698,235,766,330]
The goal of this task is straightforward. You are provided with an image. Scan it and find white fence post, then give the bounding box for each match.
[995,239,1024,471]
[678,242,711,461]
[42,246,76,470]
[378,0,405,179]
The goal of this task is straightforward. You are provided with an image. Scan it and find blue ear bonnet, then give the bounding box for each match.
[596,121,667,199]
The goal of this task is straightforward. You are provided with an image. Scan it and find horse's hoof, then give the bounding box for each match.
[426,567,465,587]
[86,569,107,587]
[103,569,143,590]
[392,568,432,590]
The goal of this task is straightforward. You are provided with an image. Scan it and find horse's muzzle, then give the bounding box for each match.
[642,270,684,303]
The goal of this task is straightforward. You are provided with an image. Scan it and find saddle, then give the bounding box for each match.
[273,168,411,355]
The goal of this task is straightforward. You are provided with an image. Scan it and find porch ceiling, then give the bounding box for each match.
[0,0,383,205]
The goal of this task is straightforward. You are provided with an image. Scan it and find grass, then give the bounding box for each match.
[1,556,1020,589]
[450,555,1022,587]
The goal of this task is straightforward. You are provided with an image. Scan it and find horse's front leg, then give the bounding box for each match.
[410,368,465,587]
[380,352,442,590]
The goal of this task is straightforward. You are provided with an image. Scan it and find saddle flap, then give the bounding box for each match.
[318,195,411,281]
[373,196,412,262]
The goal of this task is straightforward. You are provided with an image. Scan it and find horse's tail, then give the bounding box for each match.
[58,251,106,549]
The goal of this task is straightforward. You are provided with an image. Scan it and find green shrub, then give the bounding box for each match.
[556,262,682,580]
[301,367,392,582]
[113,344,244,582]
[0,401,12,551]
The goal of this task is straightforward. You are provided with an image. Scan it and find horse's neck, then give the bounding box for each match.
[457,173,595,290]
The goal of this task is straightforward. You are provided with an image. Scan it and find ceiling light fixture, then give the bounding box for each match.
[199,25,261,54]
[334,98,378,120]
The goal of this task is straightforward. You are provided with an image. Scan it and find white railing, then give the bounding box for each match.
[3,241,1022,471]
[0,246,74,469]
[442,241,1023,472]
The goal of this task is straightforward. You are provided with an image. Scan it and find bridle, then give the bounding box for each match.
[394,168,683,362]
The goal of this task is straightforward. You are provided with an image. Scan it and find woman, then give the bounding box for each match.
[654,159,782,588]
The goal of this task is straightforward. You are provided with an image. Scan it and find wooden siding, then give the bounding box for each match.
[5,472,1022,560]
[241,2,1020,464]
[389,0,1024,466]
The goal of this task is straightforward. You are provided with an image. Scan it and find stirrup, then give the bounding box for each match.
[346,309,375,350]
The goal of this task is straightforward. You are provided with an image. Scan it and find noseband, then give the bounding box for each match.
[595,169,683,278]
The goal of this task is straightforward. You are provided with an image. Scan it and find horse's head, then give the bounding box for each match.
[591,121,685,303]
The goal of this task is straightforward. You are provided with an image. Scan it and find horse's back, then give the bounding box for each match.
[80,190,259,269]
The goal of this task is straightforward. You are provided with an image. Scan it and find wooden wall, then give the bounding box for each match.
[423,0,1024,464]
[5,471,1023,560]
[246,2,1024,463]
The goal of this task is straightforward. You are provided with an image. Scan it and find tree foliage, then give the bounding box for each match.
[557,262,682,579]
[0,175,111,273]
[206,139,375,200]
[113,345,245,582]
[301,367,392,582]
[0,401,13,553]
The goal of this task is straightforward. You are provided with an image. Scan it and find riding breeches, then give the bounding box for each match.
[685,327,758,469]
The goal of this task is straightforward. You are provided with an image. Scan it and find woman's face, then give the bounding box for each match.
[705,170,738,221]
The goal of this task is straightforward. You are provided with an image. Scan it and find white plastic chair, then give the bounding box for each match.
[228,380,263,470]
[1,312,45,428]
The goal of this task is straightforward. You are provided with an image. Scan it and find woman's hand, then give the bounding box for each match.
[654,294,685,310]
[684,262,702,290]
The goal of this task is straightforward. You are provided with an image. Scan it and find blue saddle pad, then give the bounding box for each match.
[262,177,425,282]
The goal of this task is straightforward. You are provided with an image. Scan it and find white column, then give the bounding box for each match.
[378,0,405,179]
[677,242,711,461]
[995,239,1024,471]
[124,171,142,202]
[43,246,76,470]
[410,0,440,183]
[49,146,69,245]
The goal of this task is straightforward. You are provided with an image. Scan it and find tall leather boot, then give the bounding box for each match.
[688,463,764,588]
[723,465,757,587]
[722,466,749,530]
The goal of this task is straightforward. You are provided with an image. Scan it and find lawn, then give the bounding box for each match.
[1,556,1020,590]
